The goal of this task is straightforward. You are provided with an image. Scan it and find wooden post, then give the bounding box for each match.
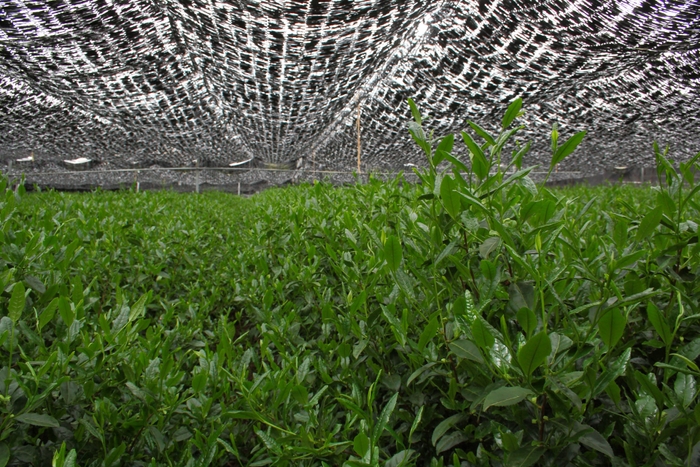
[356,101,362,175]
[195,160,200,193]
[312,149,316,180]
[237,181,241,196]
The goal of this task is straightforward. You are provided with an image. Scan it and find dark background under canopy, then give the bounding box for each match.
[1,0,699,188]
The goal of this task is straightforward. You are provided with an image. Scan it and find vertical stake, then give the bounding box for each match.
[312,149,316,181]
[356,100,362,176]
[195,160,200,194]
[641,167,644,184]
[237,181,241,196]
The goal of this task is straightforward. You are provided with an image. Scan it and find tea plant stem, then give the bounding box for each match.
[6,328,14,394]
[505,251,513,280]
[539,393,547,442]
[461,230,480,301]
[127,411,155,455]
[540,284,547,334]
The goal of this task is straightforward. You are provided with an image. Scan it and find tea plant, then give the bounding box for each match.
[0,99,697,466]
[392,98,700,466]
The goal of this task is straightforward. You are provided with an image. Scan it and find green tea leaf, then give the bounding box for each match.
[674,374,696,408]
[490,340,513,373]
[353,432,370,457]
[635,395,657,419]
[407,362,438,386]
[385,450,415,467]
[575,423,614,457]
[462,131,489,180]
[657,190,677,217]
[23,275,45,294]
[435,239,459,267]
[507,445,545,467]
[434,133,454,165]
[449,339,484,363]
[519,173,537,195]
[385,235,403,272]
[547,376,582,411]
[517,331,551,376]
[104,443,126,467]
[129,293,148,322]
[418,315,439,351]
[634,371,665,407]
[671,353,700,373]
[408,406,424,443]
[591,348,631,399]
[508,282,535,313]
[8,282,25,323]
[15,413,60,427]
[440,176,462,219]
[443,153,471,174]
[409,122,431,157]
[408,98,422,125]
[512,141,531,170]
[63,449,77,467]
[468,121,495,146]
[551,124,558,152]
[39,298,59,331]
[551,130,586,167]
[502,97,523,130]
[613,250,646,271]
[647,302,672,345]
[606,380,622,405]
[471,318,495,350]
[479,237,501,259]
[58,296,74,327]
[0,443,8,467]
[636,206,663,242]
[435,432,469,455]
[431,413,466,446]
[372,392,398,445]
[479,259,500,300]
[516,307,537,337]
[464,290,479,324]
[598,308,626,348]
[256,430,280,452]
[483,386,533,411]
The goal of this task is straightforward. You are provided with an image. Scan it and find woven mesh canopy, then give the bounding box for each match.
[1,0,699,183]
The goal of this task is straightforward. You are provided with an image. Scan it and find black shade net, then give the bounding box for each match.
[1,0,699,183]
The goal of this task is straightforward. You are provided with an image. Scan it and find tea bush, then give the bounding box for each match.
[0,100,698,466]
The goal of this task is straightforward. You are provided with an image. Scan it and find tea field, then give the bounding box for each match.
[2,102,700,466]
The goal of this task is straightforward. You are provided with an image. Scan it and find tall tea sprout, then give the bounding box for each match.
[545,122,587,184]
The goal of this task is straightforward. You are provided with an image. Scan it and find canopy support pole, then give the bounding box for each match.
[195,161,200,193]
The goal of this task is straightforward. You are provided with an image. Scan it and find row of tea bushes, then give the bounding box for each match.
[0,100,698,466]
